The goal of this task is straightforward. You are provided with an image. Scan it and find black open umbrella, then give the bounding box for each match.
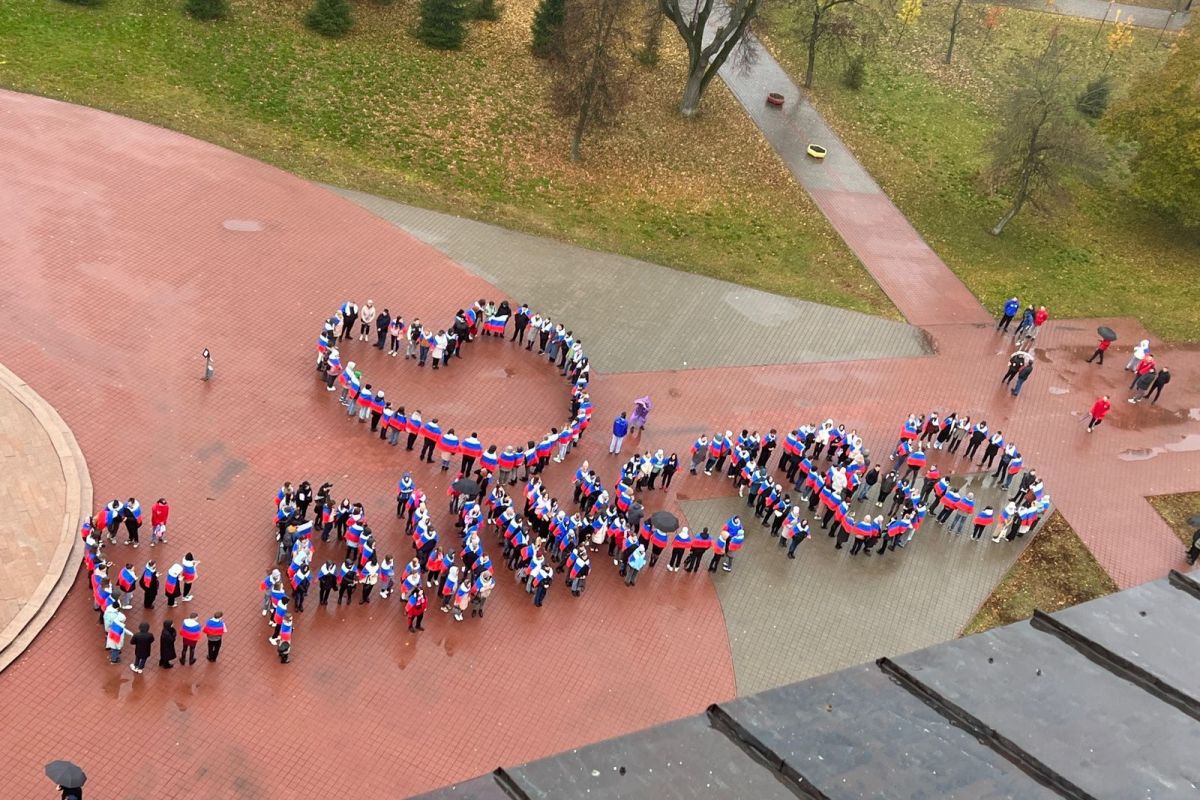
[45,761,86,789]
[649,510,679,532]
[451,477,480,496]
[1098,326,1118,342]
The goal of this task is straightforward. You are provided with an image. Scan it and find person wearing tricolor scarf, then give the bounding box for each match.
[140,560,160,609]
[203,612,226,662]
[180,613,202,665]
[406,588,428,632]
[181,552,199,601]
[164,563,184,608]
[291,563,311,611]
[317,560,337,606]
[117,563,137,609]
[105,610,131,664]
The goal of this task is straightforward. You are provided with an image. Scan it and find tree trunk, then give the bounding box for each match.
[680,64,705,116]
[804,9,821,88]
[990,196,1025,235]
[945,0,964,64]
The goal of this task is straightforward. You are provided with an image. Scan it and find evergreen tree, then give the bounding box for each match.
[418,0,469,49]
[471,0,502,21]
[531,0,567,58]
[185,0,229,21]
[305,0,353,37]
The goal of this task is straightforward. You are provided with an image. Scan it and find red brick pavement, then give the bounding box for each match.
[3,89,1200,798]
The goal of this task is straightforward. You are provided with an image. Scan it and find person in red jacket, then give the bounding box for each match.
[406,587,428,632]
[150,498,169,546]
[1033,306,1049,328]
[1087,396,1111,432]
[1085,337,1111,365]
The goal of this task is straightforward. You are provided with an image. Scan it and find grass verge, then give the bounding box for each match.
[763,4,1200,341]
[0,0,895,317]
[1147,491,1200,547]
[961,512,1118,635]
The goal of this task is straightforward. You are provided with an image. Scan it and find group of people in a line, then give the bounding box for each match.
[82,499,226,671]
[314,298,595,477]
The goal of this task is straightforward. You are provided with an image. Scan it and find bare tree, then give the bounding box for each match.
[552,0,634,161]
[797,0,859,88]
[987,33,1106,235]
[945,0,967,64]
[660,0,762,116]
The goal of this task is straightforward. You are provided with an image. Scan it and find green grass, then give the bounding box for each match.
[1147,491,1200,547]
[0,0,894,317]
[962,512,1118,635]
[764,4,1200,341]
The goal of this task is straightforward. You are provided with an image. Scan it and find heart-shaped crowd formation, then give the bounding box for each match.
[315,299,594,474]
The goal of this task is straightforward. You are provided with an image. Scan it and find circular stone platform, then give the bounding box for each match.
[0,362,90,672]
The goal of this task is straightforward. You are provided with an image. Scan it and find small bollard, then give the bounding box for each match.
[202,348,214,382]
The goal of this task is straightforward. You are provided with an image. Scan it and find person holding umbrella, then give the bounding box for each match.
[45,760,86,799]
[1087,327,1117,364]
[648,511,677,566]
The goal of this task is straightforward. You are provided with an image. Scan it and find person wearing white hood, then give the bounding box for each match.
[1125,339,1150,371]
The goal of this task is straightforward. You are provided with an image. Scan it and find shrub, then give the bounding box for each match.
[1076,76,1112,120]
[843,54,867,90]
[471,0,502,20]
[530,0,566,58]
[185,0,228,21]
[305,0,353,37]
[418,0,469,49]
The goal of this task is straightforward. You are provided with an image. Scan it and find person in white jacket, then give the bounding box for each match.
[1125,339,1150,371]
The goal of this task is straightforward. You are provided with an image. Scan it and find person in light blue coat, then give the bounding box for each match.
[625,544,647,586]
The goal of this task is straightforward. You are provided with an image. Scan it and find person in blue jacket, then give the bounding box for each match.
[609,412,629,455]
[997,297,1020,332]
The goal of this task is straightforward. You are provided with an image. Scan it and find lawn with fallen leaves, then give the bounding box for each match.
[961,512,1118,635]
[0,0,895,316]
[763,3,1200,340]
[1147,491,1200,547]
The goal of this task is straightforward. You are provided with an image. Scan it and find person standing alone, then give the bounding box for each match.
[1087,396,1111,432]
[610,413,629,455]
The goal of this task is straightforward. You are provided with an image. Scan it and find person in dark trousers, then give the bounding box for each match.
[140,561,159,609]
[374,308,390,349]
[158,619,177,669]
[661,454,679,489]
[1087,396,1111,432]
[1129,369,1157,404]
[1001,352,1026,385]
[1147,368,1171,404]
[1086,337,1111,364]
[1011,360,1034,396]
[997,297,1020,332]
[130,622,154,674]
[318,561,337,606]
[204,612,226,662]
[964,423,988,460]
[511,304,529,343]
[1186,528,1200,565]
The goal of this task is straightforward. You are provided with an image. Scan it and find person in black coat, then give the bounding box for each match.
[130,622,155,674]
[1186,528,1200,566]
[159,620,177,668]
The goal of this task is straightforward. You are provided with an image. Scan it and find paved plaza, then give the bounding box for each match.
[1,86,1200,799]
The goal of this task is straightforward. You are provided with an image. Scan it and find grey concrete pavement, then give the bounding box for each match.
[329,185,931,374]
[682,468,1033,695]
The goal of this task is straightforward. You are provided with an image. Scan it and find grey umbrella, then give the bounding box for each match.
[45,761,86,789]
[649,511,679,532]
[451,478,480,496]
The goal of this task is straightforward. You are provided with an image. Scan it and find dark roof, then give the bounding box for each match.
[413,570,1200,800]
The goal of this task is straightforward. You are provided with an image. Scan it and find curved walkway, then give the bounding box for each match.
[0,363,90,672]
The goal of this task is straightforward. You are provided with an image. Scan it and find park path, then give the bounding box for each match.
[993,0,1190,30]
[706,8,994,329]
